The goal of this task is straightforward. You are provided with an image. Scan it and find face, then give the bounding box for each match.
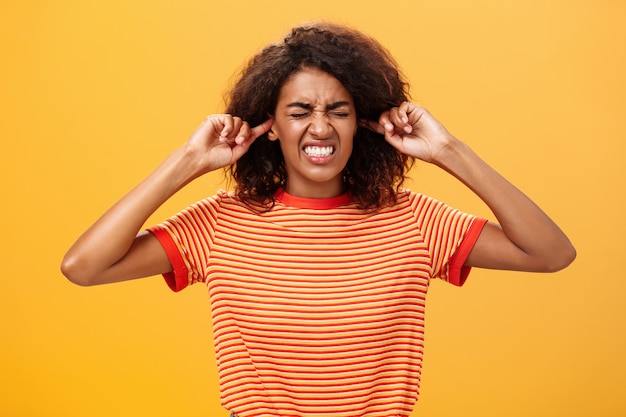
[269,67,357,199]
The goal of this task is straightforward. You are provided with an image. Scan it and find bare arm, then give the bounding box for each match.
[61,115,272,286]
[371,103,576,272]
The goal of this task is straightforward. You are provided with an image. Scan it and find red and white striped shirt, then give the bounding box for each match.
[149,189,487,417]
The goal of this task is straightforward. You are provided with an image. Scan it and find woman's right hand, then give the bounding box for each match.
[186,114,273,175]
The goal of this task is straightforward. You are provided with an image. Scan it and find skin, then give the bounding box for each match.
[61,69,575,286]
[268,68,357,198]
[369,102,576,271]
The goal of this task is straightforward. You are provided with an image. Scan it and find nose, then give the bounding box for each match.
[307,112,332,138]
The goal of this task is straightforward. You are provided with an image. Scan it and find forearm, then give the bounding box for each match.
[376,102,575,271]
[61,115,272,286]
[436,139,576,271]
[61,146,200,285]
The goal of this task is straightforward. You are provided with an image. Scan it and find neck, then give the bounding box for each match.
[284,180,346,199]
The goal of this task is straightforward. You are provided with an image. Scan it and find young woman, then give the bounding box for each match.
[61,22,575,417]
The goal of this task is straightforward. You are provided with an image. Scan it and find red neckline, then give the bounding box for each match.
[274,188,353,209]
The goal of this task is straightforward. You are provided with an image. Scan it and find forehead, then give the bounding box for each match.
[277,67,353,105]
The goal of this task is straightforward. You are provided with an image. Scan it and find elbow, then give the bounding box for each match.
[542,242,577,273]
[60,254,96,287]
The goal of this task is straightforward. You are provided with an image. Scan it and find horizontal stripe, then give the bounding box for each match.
[148,189,485,417]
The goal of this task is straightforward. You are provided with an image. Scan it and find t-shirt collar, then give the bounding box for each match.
[274,188,353,209]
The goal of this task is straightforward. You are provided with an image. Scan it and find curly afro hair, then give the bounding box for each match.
[225,21,413,210]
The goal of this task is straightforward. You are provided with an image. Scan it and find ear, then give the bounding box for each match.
[267,128,279,141]
[267,114,279,141]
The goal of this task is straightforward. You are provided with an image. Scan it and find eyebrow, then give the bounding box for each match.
[286,101,351,111]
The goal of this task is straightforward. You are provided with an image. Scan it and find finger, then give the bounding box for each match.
[249,119,274,140]
[233,119,273,146]
[219,115,234,141]
[390,106,412,134]
[234,121,251,145]
[229,120,271,161]
[231,117,244,139]
[359,119,385,135]
[222,117,246,145]
[195,115,219,138]
[378,111,394,133]
[399,102,414,132]
[398,101,411,123]
[383,126,404,151]
[388,107,402,126]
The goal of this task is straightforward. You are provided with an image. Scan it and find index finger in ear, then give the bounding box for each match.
[376,112,395,133]
[359,119,385,135]
[249,119,274,140]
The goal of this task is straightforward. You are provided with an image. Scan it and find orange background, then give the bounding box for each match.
[1,1,625,416]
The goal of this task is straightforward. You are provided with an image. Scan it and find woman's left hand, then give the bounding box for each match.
[365,102,457,164]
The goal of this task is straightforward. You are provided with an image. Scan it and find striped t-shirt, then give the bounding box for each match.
[149,188,487,417]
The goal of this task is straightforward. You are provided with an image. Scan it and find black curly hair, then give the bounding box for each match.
[225,21,413,210]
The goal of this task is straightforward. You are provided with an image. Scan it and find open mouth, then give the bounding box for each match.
[303,145,335,157]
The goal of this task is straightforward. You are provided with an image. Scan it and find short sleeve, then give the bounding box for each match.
[147,195,221,292]
[409,191,487,286]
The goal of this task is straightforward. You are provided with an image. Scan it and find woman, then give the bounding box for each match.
[61,21,575,417]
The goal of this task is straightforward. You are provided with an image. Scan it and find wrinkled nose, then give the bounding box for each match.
[308,113,332,138]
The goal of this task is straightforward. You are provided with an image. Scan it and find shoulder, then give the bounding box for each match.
[394,188,460,219]
[194,189,247,207]
[215,189,237,204]
[173,190,242,219]
[370,189,428,217]
[395,188,435,207]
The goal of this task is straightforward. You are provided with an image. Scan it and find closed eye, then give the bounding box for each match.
[289,112,310,119]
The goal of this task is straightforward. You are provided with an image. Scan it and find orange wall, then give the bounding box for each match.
[1,1,624,416]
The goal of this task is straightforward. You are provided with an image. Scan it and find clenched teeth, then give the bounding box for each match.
[304,146,335,157]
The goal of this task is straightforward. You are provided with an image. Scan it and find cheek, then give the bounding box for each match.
[276,120,307,139]
[340,121,358,139]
